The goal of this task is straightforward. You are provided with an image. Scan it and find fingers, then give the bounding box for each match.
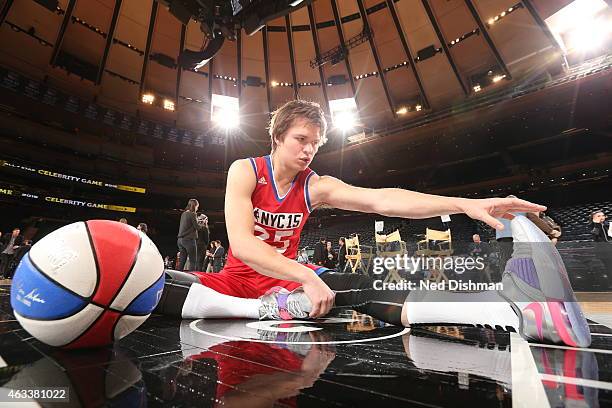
[321,295,333,316]
[309,293,335,318]
[328,292,335,313]
[309,301,322,318]
[510,198,547,212]
[482,213,505,230]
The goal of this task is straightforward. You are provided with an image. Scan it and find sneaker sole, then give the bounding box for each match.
[507,216,591,347]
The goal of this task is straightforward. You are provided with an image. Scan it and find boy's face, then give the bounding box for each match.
[275,118,321,171]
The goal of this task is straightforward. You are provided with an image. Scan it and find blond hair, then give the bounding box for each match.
[268,100,327,151]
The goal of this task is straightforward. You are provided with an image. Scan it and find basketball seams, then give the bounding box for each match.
[23,253,105,320]
[106,236,143,309]
[64,309,118,348]
[122,273,165,316]
[84,221,102,301]
[14,304,104,346]
[25,253,143,319]
[28,253,87,302]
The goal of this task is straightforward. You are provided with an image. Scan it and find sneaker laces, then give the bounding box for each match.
[286,289,311,319]
[259,300,280,320]
[286,298,308,319]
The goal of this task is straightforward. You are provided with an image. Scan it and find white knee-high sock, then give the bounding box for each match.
[181,283,261,319]
[405,290,519,330]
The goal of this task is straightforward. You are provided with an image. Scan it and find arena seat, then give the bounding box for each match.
[375,230,406,283]
[345,235,374,275]
[416,229,453,256]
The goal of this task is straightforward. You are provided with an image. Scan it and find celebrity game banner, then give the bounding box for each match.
[0,185,137,213]
[0,159,146,194]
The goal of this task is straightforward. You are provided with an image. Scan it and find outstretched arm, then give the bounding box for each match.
[224,159,334,317]
[309,175,545,230]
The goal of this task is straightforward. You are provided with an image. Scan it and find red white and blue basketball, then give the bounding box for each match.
[10,220,165,349]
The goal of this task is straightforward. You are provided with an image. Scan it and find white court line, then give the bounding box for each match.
[529,343,612,355]
[539,374,612,391]
[587,315,612,329]
[511,333,550,408]
[0,356,6,368]
[591,333,612,337]
[190,319,410,345]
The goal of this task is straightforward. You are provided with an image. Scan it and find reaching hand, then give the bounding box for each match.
[460,197,546,230]
[302,276,335,318]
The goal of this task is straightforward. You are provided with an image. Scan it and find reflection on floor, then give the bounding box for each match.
[0,284,610,407]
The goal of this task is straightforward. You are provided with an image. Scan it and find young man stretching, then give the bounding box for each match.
[156,100,591,348]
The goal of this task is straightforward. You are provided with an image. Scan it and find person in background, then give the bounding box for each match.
[590,211,610,243]
[212,240,225,273]
[137,223,148,235]
[297,248,309,264]
[196,213,210,271]
[313,237,326,266]
[204,242,215,272]
[177,199,201,271]
[589,211,612,287]
[324,241,337,270]
[0,228,23,279]
[12,239,32,268]
[337,237,347,272]
[468,234,491,283]
[119,218,128,224]
[468,234,490,257]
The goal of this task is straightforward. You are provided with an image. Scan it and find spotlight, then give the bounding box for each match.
[473,85,482,92]
[415,104,422,111]
[492,75,505,83]
[396,107,408,115]
[211,94,239,129]
[141,93,155,104]
[271,80,279,87]
[334,111,357,131]
[213,108,239,128]
[329,97,359,132]
[545,0,609,53]
[163,99,175,111]
[566,18,610,52]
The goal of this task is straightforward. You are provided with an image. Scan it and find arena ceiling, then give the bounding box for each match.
[0,0,576,147]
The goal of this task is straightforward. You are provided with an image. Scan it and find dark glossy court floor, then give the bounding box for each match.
[1,283,611,407]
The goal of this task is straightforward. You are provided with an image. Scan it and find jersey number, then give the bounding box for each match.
[254,225,293,254]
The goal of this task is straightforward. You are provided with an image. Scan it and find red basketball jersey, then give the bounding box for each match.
[223,155,316,281]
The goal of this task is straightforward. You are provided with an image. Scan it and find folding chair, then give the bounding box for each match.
[416,228,453,256]
[375,230,406,283]
[344,235,373,275]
